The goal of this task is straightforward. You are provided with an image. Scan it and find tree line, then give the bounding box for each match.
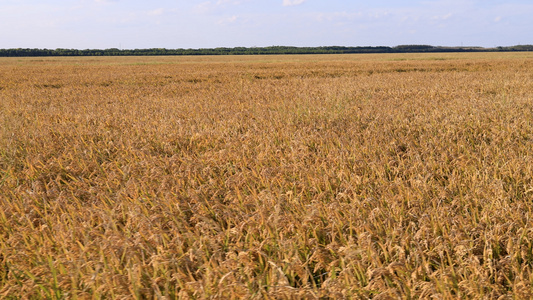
[1,45,532,57]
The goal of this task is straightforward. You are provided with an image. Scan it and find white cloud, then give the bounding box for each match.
[148,8,164,16]
[195,0,244,13]
[218,15,238,25]
[94,0,118,4]
[195,1,213,13]
[282,0,306,7]
[315,11,364,22]
[217,0,244,4]
[431,13,453,21]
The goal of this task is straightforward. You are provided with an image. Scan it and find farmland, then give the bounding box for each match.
[1,52,533,298]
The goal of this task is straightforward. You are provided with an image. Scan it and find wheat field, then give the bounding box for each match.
[1,52,533,298]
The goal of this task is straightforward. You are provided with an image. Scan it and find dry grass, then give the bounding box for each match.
[1,52,533,298]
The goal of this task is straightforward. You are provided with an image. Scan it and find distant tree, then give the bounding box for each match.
[0,45,528,57]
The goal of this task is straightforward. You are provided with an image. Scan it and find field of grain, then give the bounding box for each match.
[1,52,533,298]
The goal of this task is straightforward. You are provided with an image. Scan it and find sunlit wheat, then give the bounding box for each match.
[1,52,533,298]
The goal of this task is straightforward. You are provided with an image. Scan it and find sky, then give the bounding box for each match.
[1,0,532,49]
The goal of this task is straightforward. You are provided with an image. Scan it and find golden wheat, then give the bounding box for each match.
[1,52,533,298]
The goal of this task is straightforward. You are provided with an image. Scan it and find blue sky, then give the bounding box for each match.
[1,0,532,49]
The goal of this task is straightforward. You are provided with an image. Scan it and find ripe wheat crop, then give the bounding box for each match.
[1,52,533,298]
